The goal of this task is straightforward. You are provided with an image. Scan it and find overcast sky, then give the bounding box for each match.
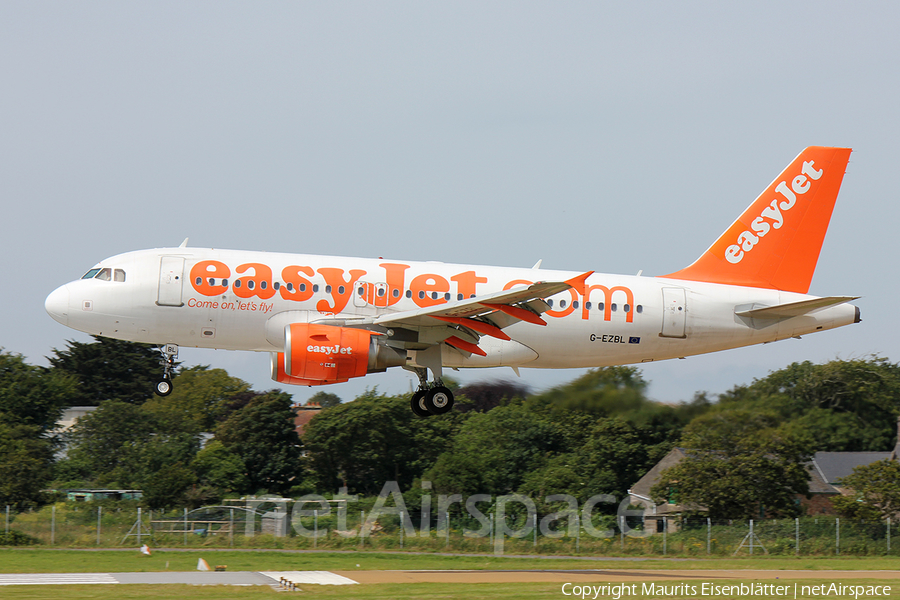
[2,2,897,404]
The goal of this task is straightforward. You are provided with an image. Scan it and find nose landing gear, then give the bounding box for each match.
[154,344,178,397]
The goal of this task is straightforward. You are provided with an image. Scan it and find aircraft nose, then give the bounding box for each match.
[45,285,70,326]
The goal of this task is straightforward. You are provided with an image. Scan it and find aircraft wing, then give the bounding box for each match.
[373,271,590,325]
[317,271,592,355]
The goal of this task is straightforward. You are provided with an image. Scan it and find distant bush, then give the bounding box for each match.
[0,530,40,546]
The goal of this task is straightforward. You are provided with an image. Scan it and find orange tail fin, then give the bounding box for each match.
[661,146,852,294]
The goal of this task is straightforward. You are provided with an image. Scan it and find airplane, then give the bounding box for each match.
[45,146,859,417]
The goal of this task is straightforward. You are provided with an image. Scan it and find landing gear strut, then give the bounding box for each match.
[407,367,454,417]
[154,344,178,397]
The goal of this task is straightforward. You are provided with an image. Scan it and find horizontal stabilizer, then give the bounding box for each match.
[735,296,858,320]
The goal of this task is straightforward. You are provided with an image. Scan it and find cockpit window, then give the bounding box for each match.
[81,267,126,282]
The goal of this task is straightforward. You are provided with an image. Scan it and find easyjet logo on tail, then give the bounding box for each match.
[724,160,824,264]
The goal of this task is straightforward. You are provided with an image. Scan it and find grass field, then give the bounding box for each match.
[1,548,899,573]
[0,549,898,599]
[1,580,900,600]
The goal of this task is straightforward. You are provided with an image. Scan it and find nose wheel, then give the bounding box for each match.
[154,344,178,397]
[155,376,173,397]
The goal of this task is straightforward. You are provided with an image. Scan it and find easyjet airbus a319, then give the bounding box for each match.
[46,147,859,416]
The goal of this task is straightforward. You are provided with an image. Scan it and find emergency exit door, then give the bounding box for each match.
[157,256,185,307]
[660,287,686,338]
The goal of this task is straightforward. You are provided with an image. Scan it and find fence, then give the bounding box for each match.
[2,503,897,556]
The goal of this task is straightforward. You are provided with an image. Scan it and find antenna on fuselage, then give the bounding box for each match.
[532,259,542,270]
[179,238,189,248]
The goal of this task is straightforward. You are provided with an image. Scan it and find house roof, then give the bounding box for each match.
[629,448,896,504]
[812,451,892,485]
[629,447,688,500]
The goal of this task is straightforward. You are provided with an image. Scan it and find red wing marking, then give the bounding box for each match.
[432,316,512,341]
[445,336,488,357]
[482,303,547,326]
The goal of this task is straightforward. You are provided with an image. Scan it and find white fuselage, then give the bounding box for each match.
[44,247,858,373]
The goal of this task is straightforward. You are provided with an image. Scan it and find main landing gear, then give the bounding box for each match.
[154,344,178,397]
[408,367,454,417]
[410,385,454,417]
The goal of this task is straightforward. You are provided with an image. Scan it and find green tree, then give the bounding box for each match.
[302,390,468,495]
[49,336,163,405]
[0,350,76,431]
[832,459,900,520]
[454,380,529,413]
[719,358,900,452]
[427,402,563,497]
[0,421,55,509]
[62,401,149,479]
[216,390,301,495]
[191,439,248,496]
[143,366,250,433]
[306,391,342,408]
[59,400,199,490]
[142,462,197,510]
[650,410,810,519]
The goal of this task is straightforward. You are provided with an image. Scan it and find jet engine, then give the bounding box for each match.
[270,323,406,386]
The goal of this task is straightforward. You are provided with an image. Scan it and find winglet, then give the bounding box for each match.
[564,271,593,296]
[661,147,851,294]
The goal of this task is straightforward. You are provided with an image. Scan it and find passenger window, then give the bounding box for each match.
[114,269,126,282]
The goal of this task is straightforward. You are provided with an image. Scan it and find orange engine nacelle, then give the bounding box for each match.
[270,323,405,386]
